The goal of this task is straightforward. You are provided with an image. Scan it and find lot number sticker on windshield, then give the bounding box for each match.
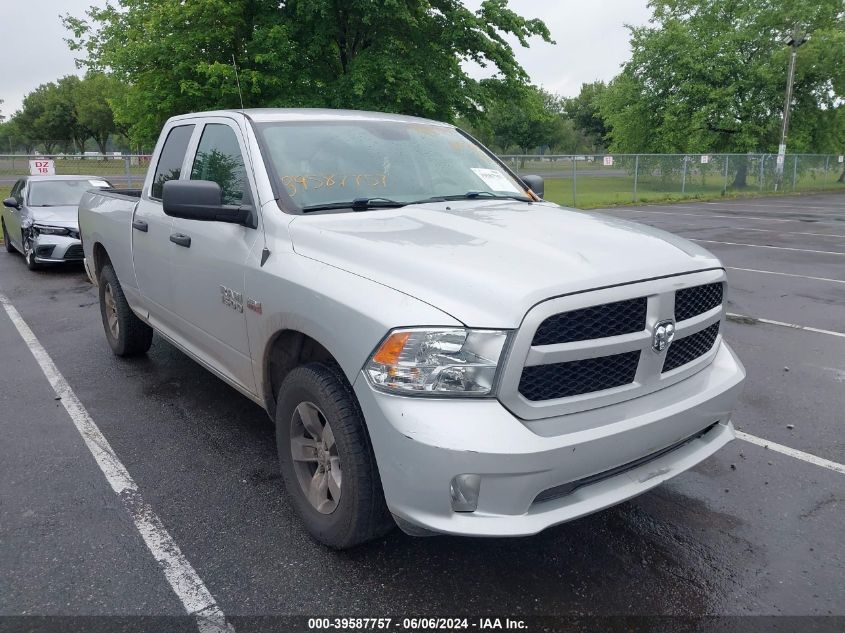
[89,180,111,188]
[470,168,521,193]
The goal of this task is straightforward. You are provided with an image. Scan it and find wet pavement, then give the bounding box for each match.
[0,193,843,628]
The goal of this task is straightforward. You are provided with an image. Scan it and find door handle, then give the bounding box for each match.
[132,219,148,232]
[170,233,191,248]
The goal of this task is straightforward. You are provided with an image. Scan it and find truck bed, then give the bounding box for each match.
[78,187,143,291]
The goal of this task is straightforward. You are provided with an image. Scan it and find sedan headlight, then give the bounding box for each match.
[33,224,70,236]
[366,328,509,396]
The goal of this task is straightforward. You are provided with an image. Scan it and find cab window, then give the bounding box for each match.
[150,124,195,200]
[190,124,251,206]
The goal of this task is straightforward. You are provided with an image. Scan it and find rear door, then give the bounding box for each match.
[132,123,195,328]
[168,118,261,393]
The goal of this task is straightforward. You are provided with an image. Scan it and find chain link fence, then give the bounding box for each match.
[2,152,843,208]
[0,155,152,196]
[500,153,845,207]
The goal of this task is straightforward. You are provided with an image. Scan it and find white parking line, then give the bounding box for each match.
[691,239,845,256]
[641,204,843,218]
[604,208,800,223]
[736,431,845,475]
[720,202,843,211]
[727,267,845,284]
[0,292,233,633]
[727,313,845,338]
[728,227,845,239]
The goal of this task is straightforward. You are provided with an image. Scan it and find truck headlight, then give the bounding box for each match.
[33,224,70,236]
[366,328,509,396]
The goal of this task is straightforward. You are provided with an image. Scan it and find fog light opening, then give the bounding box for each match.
[450,474,481,512]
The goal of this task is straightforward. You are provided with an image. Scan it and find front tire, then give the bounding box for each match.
[2,219,14,253]
[22,236,40,270]
[98,264,153,356]
[276,363,393,549]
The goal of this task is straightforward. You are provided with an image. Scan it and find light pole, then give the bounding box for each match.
[775,31,808,190]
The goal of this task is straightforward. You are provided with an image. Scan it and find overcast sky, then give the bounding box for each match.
[0,0,651,118]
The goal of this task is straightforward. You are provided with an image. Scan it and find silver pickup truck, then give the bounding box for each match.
[79,109,745,548]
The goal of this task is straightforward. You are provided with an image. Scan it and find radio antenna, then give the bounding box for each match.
[231,53,245,109]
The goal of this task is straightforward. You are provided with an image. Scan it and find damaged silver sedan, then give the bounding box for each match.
[2,175,113,270]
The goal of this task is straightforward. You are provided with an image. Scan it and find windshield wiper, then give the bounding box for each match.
[457,191,533,202]
[302,197,408,213]
[415,191,532,204]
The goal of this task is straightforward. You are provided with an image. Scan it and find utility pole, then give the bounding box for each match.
[775,30,808,191]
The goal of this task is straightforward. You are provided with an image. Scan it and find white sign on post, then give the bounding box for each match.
[29,159,55,176]
[603,156,614,166]
[700,155,710,164]
[839,156,844,163]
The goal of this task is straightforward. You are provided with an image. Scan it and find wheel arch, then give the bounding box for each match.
[93,242,111,274]
[262,329,341,416]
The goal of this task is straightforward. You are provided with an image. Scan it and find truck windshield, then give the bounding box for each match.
[256,120,530,211]
[28,179,111,207]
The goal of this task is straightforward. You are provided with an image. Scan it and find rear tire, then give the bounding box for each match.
[276,363,393,549]
[2,219,13,253]
[98,264,153,356]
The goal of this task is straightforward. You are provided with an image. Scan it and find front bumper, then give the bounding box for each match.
[353,340,745,537]
[31,234,84,264]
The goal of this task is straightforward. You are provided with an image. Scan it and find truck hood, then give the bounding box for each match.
[25,205,79,228]
[289,201,722,327]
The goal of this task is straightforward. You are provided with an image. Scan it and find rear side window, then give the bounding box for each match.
[190,124,251,205]
[150,125,195,199]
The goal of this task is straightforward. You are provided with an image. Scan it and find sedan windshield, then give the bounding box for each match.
[256,120,530,211]
[28,179,112,207]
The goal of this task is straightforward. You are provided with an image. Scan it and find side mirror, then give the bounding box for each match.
[520,175,545,199]
[3,197,20,209]
[161,180,251,225]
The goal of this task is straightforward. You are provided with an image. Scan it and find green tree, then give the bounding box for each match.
[563,81,609,151]
[487,84,562,155]
[0,117,34,154]
[15,82,76,153]
[599,0,844,185]
[64,0,552,147]
[75,73,123,153]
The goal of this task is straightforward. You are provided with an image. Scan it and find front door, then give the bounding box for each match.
[3,180,25,249]
[168,119,260,393]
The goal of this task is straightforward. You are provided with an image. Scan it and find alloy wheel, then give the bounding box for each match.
[103,282,120,339]
[289,401,342,514]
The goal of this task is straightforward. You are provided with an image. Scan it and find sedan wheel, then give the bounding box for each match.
[290,401,342,514]
[23,238,40,270]
[2,220,14,253]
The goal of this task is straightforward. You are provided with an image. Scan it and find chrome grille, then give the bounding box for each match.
[675,283,723,321]
[663,322,720,373]
[532,298,647,345]
[518,351,639,400]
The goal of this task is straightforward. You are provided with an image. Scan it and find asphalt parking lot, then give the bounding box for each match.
[0,192,843,631]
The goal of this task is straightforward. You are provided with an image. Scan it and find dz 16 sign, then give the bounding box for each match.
[29,160,56,176]
[603,156,614,166]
